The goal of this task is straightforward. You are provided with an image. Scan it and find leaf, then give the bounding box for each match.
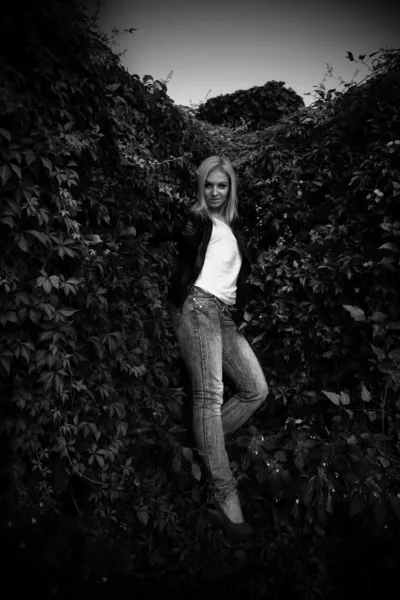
[343,305,366,322]
[58,308,79,317]
[191,462,201,481]
[0,128,11,141]
[182,447,193,462]
[371,345,385,361]
[43,280,52,294]
[340,391,351,405]
[1,216,14,228]
[322,390,341,405]
[0,350,14,375]
[361,383,371,402]
[24,150,36,167]
[0,164,12,186]
[378,243,398,252]
[251,332,265,346]
[40,157,53,171]
[346,51,354,61]
[10,163,22,179]
[18,235,29,252]
[137,510,149,525]
[369,311,388,322]
[243,311,252,322]
[26,230,50,246]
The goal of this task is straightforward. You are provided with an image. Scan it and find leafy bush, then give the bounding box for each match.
[196,80,305,131]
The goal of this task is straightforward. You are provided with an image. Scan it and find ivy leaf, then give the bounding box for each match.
[251,332,265,345]
[322,390,341,405]
[26,230,50,246]
[369,311,388,322]
[137,510,149,525]
[23,150,36,167]
[378,242,398,252]
[340,391,351,405]
[0,128,11,141]
[0,350,14,375]
[40,157,53,171]
[371,345,385,361]
[0,164,12,186]
[343,304,366,322]
[181,447,193,462]
[10,163,22,179]
[58,308,79,317]
[243,310,252,322]
[191,462,201,481]
[18,235,29,252]
[1,216,14,228]
[361,383,371,402]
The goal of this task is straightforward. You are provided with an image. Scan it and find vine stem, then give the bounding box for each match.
[61,442,106,487]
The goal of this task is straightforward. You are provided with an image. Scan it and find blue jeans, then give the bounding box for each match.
[171,286,269,502]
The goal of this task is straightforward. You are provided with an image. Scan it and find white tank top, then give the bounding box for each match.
[194,217,242,305]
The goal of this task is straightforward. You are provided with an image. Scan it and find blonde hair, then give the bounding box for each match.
[190,156,238,224]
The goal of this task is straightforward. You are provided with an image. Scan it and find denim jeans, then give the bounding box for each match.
[171,286,269,503]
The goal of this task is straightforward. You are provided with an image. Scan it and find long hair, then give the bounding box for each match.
[190,156,238,224]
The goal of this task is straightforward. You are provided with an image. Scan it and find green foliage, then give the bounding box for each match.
[1,1,400,597]
[196,80,305,131]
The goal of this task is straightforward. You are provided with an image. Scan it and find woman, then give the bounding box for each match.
[160,156,268,542]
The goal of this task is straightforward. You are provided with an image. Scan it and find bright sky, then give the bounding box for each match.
[87,0,400,108]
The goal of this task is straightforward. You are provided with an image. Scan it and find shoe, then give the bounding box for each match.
[210,498,254,542]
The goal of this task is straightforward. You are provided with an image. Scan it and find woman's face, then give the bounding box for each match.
[204,169,230,213]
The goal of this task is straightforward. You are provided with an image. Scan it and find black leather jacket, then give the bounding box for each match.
[151,208,253,325]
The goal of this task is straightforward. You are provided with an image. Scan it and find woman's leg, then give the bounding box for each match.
[220,308,269,437]
[172,293,238,503]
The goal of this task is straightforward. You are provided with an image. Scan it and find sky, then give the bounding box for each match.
[85,0,400,108]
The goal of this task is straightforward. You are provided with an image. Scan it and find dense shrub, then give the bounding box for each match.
[196,80,305,131]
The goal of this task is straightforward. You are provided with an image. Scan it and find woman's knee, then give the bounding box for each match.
[257,378,269,403]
